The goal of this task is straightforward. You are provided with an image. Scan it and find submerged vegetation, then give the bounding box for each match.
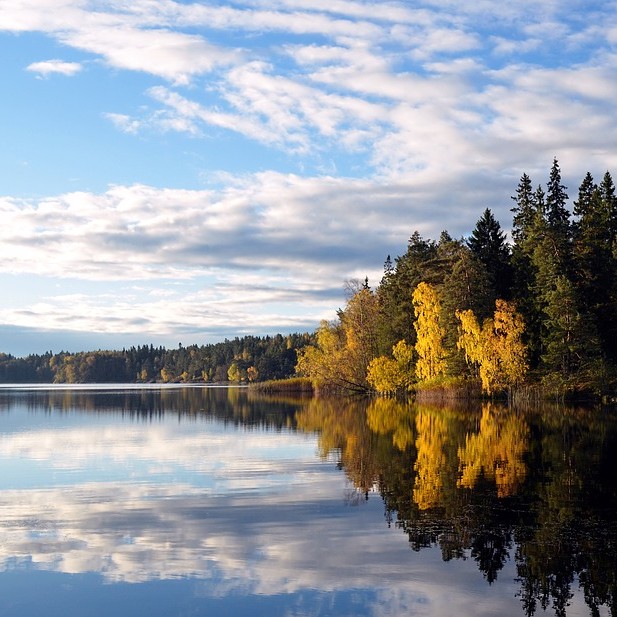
[296,159,617,401]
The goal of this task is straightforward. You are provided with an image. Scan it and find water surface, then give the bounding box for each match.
[0,386,615,616]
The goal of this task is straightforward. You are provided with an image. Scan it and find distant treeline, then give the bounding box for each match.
[0,333,314,384]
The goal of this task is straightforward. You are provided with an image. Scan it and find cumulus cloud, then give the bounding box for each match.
[0,176,441,284]
[0,174,428,339]
[26,59,82,76]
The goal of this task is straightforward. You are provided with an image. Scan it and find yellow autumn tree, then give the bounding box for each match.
[492,299,527,388]
[296,285,380,393]
[456,300,528,395]
[366,339,414,394]
[412,282,447,381]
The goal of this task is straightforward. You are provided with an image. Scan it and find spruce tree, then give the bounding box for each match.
[573,171,617,362]
[546,157,570,233]
[467,208,512,299]
[376,232,437,352]
[544,158,572,274]
[542,275,601,392]
[510,176,543,365]
[511,172,535,245]
[441,248,494,376]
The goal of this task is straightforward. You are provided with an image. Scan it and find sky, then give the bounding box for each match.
[1,0,617,357]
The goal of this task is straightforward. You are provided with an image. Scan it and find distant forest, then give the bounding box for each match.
[0,334,313,384]
[296,158,617,400]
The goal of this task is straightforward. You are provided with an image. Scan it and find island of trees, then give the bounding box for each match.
[296,159,617,401]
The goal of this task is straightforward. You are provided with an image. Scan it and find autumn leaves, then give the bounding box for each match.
[365,282,528,396]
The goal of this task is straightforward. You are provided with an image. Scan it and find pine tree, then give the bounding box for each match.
[546,157,570,234]
[376,232,437,352]
[511,176,542,365]
[511,173,535,245]
[441,248,494,376]
[598,170,617,242]
[467,208,512,298]
[573,171,617,361]
[541,275,601,392]
[572,171,595,224]
[544,157,572,274]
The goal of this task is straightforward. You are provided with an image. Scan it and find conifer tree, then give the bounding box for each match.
[541,276,602,391]
[441,248,494,376]
[511,173,535,245]
[510,175,542,365]
[573,171,617,361]
[377,232,437,352]
[544,157,572,274]
[598,170,617,242]
[467,208,512,299]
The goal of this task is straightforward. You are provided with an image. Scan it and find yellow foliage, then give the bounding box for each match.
[493,299,527,387]
[295,321,345,385]
[296,286,381,391]
[366,356,404,394]
[412,282,447,381]
[392,339,414,365]
[456,300,528,395]
[456,309,483,366]
[366,339,414,394]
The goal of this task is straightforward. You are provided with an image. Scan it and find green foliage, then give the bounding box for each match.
[370,158,617,399]
[0,334,314,384]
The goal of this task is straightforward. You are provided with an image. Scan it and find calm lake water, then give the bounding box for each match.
[0,385,615,617]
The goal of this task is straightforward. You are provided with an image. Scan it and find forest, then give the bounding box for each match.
[296,158,617,400]
[0,333,312,384]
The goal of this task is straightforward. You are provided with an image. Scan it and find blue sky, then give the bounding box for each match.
[1,0,617,356]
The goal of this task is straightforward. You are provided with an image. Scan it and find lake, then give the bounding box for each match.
[0,385,615,617]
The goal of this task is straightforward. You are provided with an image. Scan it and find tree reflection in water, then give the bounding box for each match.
[296,397,617,617]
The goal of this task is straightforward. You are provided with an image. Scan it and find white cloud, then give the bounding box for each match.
[26,58,82,76]
[59,24,237,85]
[103,112,143,134]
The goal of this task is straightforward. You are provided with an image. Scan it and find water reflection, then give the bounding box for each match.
[0,387,615,616]
[298,396,617,616]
